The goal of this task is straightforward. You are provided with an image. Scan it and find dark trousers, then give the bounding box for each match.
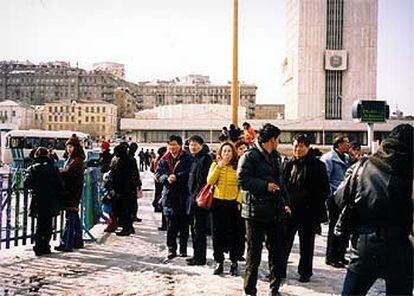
[35,213,53,251]
[342,270,413,296]
[139,160,144,171]
[167,214,190,254]
[114,195,134,231]
[191,207,209,261]
[236,212,246,259]
[60,210,82,250]
[285,218,316,278]
[244,219,287,296]
[326,198,349,263]
[211,199,239,263]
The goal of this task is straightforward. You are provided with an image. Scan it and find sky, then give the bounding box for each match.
[0,0,413,115]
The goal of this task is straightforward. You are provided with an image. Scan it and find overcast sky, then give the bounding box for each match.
[1,0,413,115]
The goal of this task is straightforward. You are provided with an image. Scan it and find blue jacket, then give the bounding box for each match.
[320,149,350,198]
[156,149,193,216]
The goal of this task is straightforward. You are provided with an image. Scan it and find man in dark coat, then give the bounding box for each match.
[186,135,213,266]
[25,147,63,255]
[336,124,413,296]
[99,140,113,174]
[128,142,142,222]
[138,148,146,171]
[282,134,329,283]
[156,135,193,261]
[238,123,290,296]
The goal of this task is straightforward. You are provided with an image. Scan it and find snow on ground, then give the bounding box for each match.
[0,172,386,296]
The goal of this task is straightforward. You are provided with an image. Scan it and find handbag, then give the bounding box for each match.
[195,184,214,209]
[334,157,368,237]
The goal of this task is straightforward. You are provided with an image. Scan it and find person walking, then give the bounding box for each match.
[282,134,329,283]
[337,124,413,296]
[320,136,350,268]
[238,123,290,296]
[156,135,193,261]
[55,136,85,252]
[25,147,63,256]
[186,135,213,266]
[207,141,241,276]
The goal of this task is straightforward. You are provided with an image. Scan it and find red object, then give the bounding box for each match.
[101,141,110,150]
[196,184,214,209]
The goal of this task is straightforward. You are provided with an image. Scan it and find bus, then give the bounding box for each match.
[1,130,93,165]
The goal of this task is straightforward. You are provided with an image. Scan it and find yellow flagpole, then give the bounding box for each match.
[232,0,239,126]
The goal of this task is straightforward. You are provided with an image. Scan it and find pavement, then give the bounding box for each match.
[0,172,386,296]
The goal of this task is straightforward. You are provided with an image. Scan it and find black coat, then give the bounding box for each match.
[156,150,193,217]
[282,152,329,224]
[24,157,63,217]
[335,158,413,280]
[99,149,113,174]
[110,156,139,196]
[186,144,213,215]
[238,143,289,222]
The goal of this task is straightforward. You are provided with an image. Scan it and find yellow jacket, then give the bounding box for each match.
[207,162,241,203]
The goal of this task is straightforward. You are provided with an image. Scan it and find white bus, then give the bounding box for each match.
[1,130,93,165]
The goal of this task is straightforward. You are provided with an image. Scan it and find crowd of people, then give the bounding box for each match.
[24,121,413,296]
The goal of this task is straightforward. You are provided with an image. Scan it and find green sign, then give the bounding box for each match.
[360,101,387,123]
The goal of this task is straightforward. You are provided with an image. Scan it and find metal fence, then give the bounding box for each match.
[0,167,102,250]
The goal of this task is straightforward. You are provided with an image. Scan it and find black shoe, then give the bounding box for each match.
[329,261,345,268]
[213,262,224,275]
[33,246,51,256]
[116,228,133,236]
[230,262,239,276]
[179,253,188,258]
[158,226,167,231]
[187,258,206,266]
[134,217,142,222]
[339,258,349,265]
[299,275,311,283]
[54,245,72,252]
[167,252,177,260]
[238,256,246,262]
[186,257,195,263]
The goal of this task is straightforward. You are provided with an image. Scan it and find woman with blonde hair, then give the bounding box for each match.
[207,141,241,276]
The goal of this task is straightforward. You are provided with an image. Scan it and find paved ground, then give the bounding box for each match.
[0,187,385,295]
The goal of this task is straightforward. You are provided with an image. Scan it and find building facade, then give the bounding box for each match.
[43,100,117,139]
[138,75,257,119]
[282,0,378,120]
[92,62,125,79]
[0,100,35,129]
[254,104,285,119]
[0,61,140,105]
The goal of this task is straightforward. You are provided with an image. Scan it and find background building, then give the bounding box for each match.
[92,62,125,79]
[138,75,257,118]
[0,100,35,129]
[43,100,117,139]
[254,104,285,119]
[282,0,378,120]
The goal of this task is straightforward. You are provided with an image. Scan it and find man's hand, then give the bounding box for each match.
[267,182,280,193]
[167,174,177,184]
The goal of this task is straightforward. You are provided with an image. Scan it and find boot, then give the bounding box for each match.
[104,215,118,232]
[213,262,224,275]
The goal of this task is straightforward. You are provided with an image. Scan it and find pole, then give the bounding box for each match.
[367,123,374,154]
[232,0,239,126]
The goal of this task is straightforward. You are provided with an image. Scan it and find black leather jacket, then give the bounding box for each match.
[335,159,413,279]
[238,143,289,222]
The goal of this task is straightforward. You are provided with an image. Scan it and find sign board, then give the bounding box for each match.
[352,100,389,123]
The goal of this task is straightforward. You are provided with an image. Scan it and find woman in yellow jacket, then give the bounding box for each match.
[207,141,242,276]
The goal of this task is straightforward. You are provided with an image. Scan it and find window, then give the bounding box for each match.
[54,106,58,112]
[78,111,81,116]
[85,116,89,122]
[11,110,16,117]
[91,116,95,122]
[60,106,63,112]
[66,106,69,112]
[97,107,100,113]
[71,107,75,112]
[49,106,52,112]
[102,117,106,122]
[91,107,94,113]
[102,107,106,113]
[66,116,69,122]
[86,107,89,112]
[48,115,52,121]
[54,115,58,121]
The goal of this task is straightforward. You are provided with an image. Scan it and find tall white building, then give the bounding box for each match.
[0,100,35,129]
[282,0,378,120]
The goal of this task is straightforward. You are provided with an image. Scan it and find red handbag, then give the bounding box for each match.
[195,184,214,209]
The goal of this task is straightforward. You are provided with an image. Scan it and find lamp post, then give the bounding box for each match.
[231,0,239,126]
[321,110,325,147]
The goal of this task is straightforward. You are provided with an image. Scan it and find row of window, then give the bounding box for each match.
[0,110,16,117]
[47,115,109,123]
[47,125,107,132]
[48,106,108,113]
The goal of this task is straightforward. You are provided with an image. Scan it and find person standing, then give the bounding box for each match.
[99,140,113,174]
[337,124,413,296]
[242,122,256,147]
[320,136,350,268]
[186,135,213,266]
[144,149,151,171]
[207,141,241,276]
[151,146,168,230]
[238,123,290,296]
[128,142,142,223]
[55,136,85,252]
[348,141,361,165]
[229,124,242,143]
[138,148,146,171]
[156,135,193,261]
[282,134,329,282]
[25,147,63,256]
